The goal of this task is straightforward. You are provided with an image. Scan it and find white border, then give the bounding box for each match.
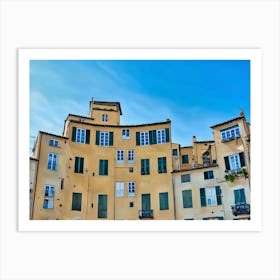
[18,48,262,232]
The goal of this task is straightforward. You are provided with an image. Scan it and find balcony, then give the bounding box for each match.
[231,203,250,216]
[139,210,154,219]
[222,136,240,143]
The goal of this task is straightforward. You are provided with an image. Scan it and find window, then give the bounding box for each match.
[221,125,241,142]
[181,174,191,183]
[141,159,150,175]
[224,152,245,173]
[157,129,166,144]
[128,182,136,197]
[99,160,108,175]
[182,155,189,164]
[72,192,82,211]
[204,170,214,180]
[44,185,55,197]
[182,190,193,208]
[158,157,167,173]
[74,157,84,174]
[98,194,108,218]
[47,153,57,170]
[116,150,124,164]
[49,139,59,147]
[129,202,134,207]
[234,188,246,204]
[116,182,124,197]
[172,149,178,156]
[129,167,134,173]
[140,131,149,146]
[96,131,114,146]
[43,199,53,209]
[102,114,108,122]
[122,129,130,139]
[159,192,169,210]
[136,128,170,146]
[71,127,90,144]
[200,186,222,207]
[128,150,135,163]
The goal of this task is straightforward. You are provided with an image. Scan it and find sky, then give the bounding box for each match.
[30,60,250,152]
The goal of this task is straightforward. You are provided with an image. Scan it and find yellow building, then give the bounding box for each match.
[173,110,250,220]
[30,100,250,220]
[31,99,174,220]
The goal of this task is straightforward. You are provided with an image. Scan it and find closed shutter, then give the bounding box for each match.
[85,129,90,144]
[72,127,77,142]
[240,189,246,203]
[136,132,140,146]
[72,193,82,211]
[96,131,100,145]
[234,189,246,204]
[239,152,245,167]
[98,195,108,218]
[158,157,166,173]
[74,157,79,173]
[109,132,114,146]
[80,157,84,173]
[215,186,222,205]
[182,190,193,208]
[165,128,170,142]
[149,130,156,145]
[104,160,108,175]
[159,192,169,210]
[200,188,206,207]
[224,156,230,170]
[204,172,208,179]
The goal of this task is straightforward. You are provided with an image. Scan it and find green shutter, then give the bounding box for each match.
[85,129,90,144]
[146,159,150,174]
[109,132,114,146]
[72,192,82,211]
[239,152,245,167]
[215,186,222,205]
[182,190,193,208]
[240,189,246,203]
[74,157,79,173]
[163,157,167,173]
[141,159,150,175]
[149,130,156,145]
[159,192,169,210]
[142,194,151,211]
[96,131,100,145]
[234,189,239,204]
[224,156,230,170]
[80,157,84,173]
[104,160,108,175]
[72,127,77,142]
[165,128,170,142]
[136,132,140,146]
[99,160,103,175]
[200,188,206,207]
[98,194,107,218]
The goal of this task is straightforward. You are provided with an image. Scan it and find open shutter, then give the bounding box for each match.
[146,159,150,174]
[239,152,245,167]
[157,157,161,173]
[85,129,90,144]
[163,157,167,173]
[224,156,230,170]
[136,132,140,146]
[96,131,100,145]
[105,160,108,175]
[109,132,114,146]
[80,157,84,173]
[72,127,77,142]
[149,130,156,145]
[240,188,246,203]
[74,157,79,173]
[200,188,206,207]
[165,128,170,142]
[215,186,222,205]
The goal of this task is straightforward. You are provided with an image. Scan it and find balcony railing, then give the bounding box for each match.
[222,136,240,143]
[231,203,250,216]
[139,210,154,219]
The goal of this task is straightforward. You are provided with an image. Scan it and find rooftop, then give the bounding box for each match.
[93,100,122,115]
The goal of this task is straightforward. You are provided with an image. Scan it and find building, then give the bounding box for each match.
[30,99,250,220]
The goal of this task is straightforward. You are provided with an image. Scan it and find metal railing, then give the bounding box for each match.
[139,210,154,219]
[231,203,250,216]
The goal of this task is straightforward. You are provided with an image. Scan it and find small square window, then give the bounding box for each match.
[172,149,178,156]
[129,167,133,173]
[129,202,134,208]
[102,114,108,122]
[122,129,130,139]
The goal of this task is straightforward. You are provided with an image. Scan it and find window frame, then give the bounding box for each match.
[156,129,166,144]
[181,174,191,183]
[44,185,55,197]
[102,114,108,122]
[122,129,130,139]
[116,150,124,164]
[204,170,214,180]
[100,131,109,146]
[43,198,54,209]
[128,149,135,163]
[140,131,149,146]
[49,139,59,147]
[115,182,124,197]
[47,153,57,170]
[221,125,241,142]
[182,154,189,164]
[128,182,136,197]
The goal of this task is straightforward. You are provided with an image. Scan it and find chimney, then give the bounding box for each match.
[240,109,244,117]
[192,136,197,143]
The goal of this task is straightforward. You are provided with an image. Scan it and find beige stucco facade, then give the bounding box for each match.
[30,100,250,220]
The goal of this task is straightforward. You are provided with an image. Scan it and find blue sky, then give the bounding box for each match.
[30,60,250,151]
